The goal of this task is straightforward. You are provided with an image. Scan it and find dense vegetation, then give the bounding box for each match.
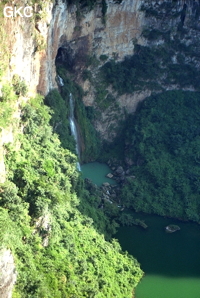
[100,42,200,96]
[120,91,200,222]
[66,0,108,19]
[46,67,101,163]
[0,91,143,297]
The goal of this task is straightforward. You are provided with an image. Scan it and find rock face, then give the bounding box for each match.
[1,3,53,96]
[1,1,199,293]
[0,2,53,182]
[40,0,145,92]
[43,0,146,140]
[0,249,16,298]
[1,0,200,171]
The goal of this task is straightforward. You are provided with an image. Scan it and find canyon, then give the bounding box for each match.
[1,1,200,296]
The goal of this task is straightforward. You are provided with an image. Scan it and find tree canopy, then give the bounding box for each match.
[1,93,143,297]
[120,91,200,222]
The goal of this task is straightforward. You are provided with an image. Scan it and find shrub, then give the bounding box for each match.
[12,75,28,96]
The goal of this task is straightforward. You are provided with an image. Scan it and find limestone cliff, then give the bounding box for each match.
[0,0,147,180]
[0,249,16,298]
[1,0,200,171]
[0,2,147,291]
[40,0,145,92]
[42,0,146,140]
[0,0,53,183]
[46,0,200,140]
[1,0,200,296]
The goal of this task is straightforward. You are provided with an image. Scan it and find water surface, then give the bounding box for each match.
[116,212,200,298]
[81,162,116,186]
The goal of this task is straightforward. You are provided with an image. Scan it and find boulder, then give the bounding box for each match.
[106,173,113,178]
[125,157,134,166]
[165,225,180,233]
[116,166,124,176]
[102,182,110,187]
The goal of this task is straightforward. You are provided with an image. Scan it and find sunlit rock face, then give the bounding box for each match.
[41,0,146,140]
[1,3,52,96]
[0,249,16,298]
[0,1,146,290]
[94,0,143,59]
[2,0,200,154]
[40,0,145,94]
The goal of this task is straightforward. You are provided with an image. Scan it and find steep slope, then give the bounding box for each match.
[0,1,144,297]
[0,94,143,297]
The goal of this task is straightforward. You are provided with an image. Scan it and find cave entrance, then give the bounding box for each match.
[55,46,74,71]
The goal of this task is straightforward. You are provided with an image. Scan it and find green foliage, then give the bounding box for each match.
[120,91,200,222]
[100,45,163,95]
[74,86,101,162]
[142,28,165,41]
[56,67,101,162]
[1,84,17,101]
[101,0,107,24]
[82,69,92,81]
[44,89,76,153]
[0,83,17,128]
[86,54,100,68]
[99,54,108,61]
[12,74,28,96]
[0,102,13,128]
[34,31,46,51]
[1,93,143,297]
[100,36,200,95]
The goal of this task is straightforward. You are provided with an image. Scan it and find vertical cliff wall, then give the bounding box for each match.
[0,249,16,298]
[38,0,145,94]
[39,0,146,141]
[1,1,200,296]
[1,0,200,175]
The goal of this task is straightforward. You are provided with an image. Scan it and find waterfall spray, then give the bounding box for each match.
[69,93,81,171]
[57,75,64,86]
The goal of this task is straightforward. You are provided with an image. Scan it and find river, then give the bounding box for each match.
[81,163,200,298]
[116,212,200,298]
[81,162,116,186]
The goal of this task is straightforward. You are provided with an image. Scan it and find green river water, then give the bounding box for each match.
[81,162,116,186]
[117,212,200,298]
[81,163,200,298]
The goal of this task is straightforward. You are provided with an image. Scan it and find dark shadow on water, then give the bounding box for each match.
[116,212,200,278]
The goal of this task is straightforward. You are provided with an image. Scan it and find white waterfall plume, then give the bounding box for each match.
[69,93,81,171]
[57,75,64,86]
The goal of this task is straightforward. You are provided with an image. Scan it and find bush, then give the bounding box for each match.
[100,54,108,61]
[12,74,28,96]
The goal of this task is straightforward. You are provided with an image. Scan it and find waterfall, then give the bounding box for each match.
[57,75,64,86]
[69,93,81,171]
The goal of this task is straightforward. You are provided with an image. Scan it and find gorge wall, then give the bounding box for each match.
[0,249,16,298]
[1,1,200,297]
[1,0,200,178]
[42,0,200,140]
[40,0,145,96]
[0,0,147,184]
